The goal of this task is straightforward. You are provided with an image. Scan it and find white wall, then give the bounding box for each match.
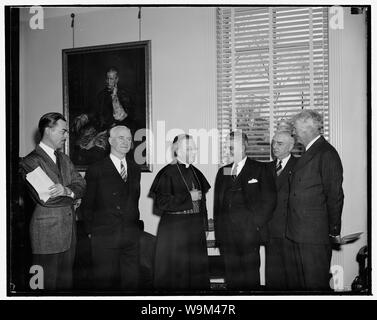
[19,6,368,291]
[19,6,217,236]
[329,8,368,291]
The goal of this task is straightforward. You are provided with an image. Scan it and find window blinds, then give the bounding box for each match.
[217,7,329,162]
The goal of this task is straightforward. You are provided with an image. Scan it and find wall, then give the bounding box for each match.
[329,8,368,291]
[19,6,368,291]
[19,6,217,236]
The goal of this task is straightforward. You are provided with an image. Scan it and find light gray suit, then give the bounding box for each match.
[20,145,86,289]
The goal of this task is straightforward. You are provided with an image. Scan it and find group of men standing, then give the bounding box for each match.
[19,109,344,292]
[214,110,344,291]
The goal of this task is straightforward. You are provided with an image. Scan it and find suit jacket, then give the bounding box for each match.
[95,88,136,132]
[267,155,298,239]
[81,155,141,248]
[214,157,276,247]
[19,145,86,254]
[287,136,344,245]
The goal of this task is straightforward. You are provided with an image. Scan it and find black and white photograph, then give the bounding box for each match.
[4,3,372,301]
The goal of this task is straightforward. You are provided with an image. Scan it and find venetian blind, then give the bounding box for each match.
[217,6,329,162]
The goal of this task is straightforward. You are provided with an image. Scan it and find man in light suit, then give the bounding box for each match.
[214,131,276,290]
[20,112,86,290]
[265,131,298,290]
[287,109,344,291]
[81,125,141,290]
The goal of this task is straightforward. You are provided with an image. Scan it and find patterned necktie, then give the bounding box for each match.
[231,162,238,180]
[120,161,127,182]
[276,159,283,176]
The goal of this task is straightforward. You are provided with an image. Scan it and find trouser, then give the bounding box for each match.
[289,240,332,291]
[223,244,261,290]
[32,242,76,291]
[221,224,261,290]
[91,236,139,291]
[265,237,296,290]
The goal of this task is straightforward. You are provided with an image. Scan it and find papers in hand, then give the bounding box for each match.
[26,166,54,203]
[332,232,363,245]
[340,232,363,244]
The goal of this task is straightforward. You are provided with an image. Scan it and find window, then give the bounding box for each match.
[217,6,329,162]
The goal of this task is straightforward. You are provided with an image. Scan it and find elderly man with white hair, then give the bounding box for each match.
[287,109,344,291]
[265,130,298,291]
[81,125,141,291]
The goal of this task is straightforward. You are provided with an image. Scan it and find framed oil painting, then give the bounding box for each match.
[62,40,152,172]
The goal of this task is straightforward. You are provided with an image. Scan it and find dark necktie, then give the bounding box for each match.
[54,150,61,173]
[276,159,283,176]
[120,161,127,182]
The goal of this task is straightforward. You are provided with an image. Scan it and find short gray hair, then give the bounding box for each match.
[291,109,323,131]
[108,125,131,137]
[273,130,295,144]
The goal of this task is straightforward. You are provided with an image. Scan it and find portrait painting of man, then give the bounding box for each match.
[63,41,152,171]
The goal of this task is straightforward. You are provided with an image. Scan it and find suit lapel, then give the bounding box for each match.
[293,136,326,173]
[276,155,296,190]
[35,145,61,181]
[104,155,133,186]
[103,156,124,183]
[240,158,257,189]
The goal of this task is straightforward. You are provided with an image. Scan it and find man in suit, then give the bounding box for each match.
[287,109,344,291]
[214,131,276,290]
[81,125,141,290]
[95,67,137,133]
[265,131,298,290]
[19,112,86,290]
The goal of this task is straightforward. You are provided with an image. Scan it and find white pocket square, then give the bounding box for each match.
[248,178,258,184]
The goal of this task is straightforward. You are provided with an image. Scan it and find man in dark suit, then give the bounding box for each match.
[81,125,141,290]
[214,131,276,290]
[95,67,137,133]
[19,112,86,290]
[287,109,344,291]
[265,131,297,290]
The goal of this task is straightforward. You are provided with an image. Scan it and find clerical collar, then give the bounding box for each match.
[306,135,321,151]
[176,157,190,168]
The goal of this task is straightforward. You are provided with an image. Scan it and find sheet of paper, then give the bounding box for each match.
[26,166,54,203]
[340,232,363,244]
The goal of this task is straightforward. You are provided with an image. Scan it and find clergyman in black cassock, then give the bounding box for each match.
[149,134,211,292]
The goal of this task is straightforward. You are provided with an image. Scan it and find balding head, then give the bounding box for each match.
[272,131,295,160]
